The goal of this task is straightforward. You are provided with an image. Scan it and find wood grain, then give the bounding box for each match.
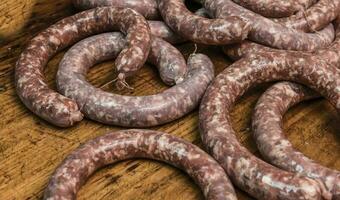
[0,1,338,199]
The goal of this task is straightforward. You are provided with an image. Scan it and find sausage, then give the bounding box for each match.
[57,33,213,127]
[148,36,187,85]
[252,82,340,200]
[199,50,340,199]
[252,21,340,199]
[275,0,340,32]
[43,129,237,200]
[157,0,252,45]
[15,7,151,127]
[203,0,335,51]
[72,0,160,20]
[231,0,316,18]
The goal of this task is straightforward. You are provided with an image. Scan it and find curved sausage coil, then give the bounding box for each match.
[252,19,340,199]
[199,49,339,199]
[15,7,151,127]
[57,33,214,127]
[252,82,340,200]
[44,129,237,200]
[15,3,189,127]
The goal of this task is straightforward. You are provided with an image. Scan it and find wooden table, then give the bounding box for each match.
[0,1,339,199]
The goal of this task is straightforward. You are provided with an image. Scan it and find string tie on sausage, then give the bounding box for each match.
[115,73,134,90]
[189,43,198,60]
[100,74,134,91]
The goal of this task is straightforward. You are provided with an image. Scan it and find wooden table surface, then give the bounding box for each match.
[0,1,339,199]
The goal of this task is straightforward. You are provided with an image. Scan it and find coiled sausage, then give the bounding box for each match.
[252,21,340,199]
[57,33,214,127]
[44,129,237,200]
[252,82,340,200]
[199,50,340,199]
[15,7,151,127]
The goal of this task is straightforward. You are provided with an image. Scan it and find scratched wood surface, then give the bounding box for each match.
[0,1,339,199]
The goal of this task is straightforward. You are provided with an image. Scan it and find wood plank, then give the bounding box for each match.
[0,1,338,199]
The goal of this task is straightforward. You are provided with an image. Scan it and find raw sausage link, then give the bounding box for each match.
[252,22,340,199]
[252,82,340,200]
[57,33,213,127]
[199,51,340,199]
[204,0,334,51]
[148,36,187,85]
[43,129,237,200]
[15,7,151,127]
[72,0,160,19]
[157,0,252,45]
[231,0,315,18]
[275,0,340,32]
